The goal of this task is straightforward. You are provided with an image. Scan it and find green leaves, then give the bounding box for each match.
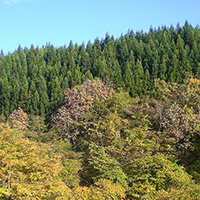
[87,144,127,186]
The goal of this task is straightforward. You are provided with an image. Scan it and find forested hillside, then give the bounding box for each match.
[0,21,200,120]
[1,78,200,199]
[0,21,200,199]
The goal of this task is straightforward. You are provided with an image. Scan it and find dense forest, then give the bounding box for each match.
[0,21,200,120]
[0,21,200,199]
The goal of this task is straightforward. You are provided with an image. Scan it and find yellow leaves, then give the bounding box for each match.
[72,187,92,200]
[93,178,126,199]
[0,187,11,199]
[0,123,70,199]
[131,115,137,119]
[71,179,125,200]
[188,77,200,92]
[147,184,200,200]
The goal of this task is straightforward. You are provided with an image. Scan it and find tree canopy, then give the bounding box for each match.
[0,22,200,199]
[0,22,200,120]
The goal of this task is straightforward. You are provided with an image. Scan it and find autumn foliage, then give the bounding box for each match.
[0,78,199,199]
[0,124,71,200]
[53,79,113,140]
[9,107,29,130]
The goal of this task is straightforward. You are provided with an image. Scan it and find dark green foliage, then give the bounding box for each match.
[0,22,200,122]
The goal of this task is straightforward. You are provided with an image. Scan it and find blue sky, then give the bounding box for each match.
[0,0,200,54]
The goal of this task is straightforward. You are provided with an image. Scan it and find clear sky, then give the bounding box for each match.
[0,0,200,54]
